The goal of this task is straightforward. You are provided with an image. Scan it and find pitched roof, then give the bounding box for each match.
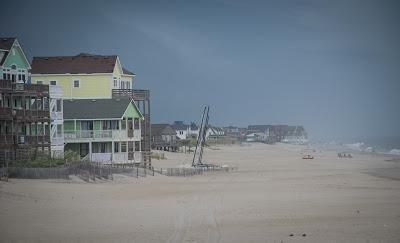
[190,122,198,130]
[122,67,135,75]
[63,98,132,119]
[171,121,188,130]
[31,53,118,74]
[0,38,15,50]
[151,124,176,136]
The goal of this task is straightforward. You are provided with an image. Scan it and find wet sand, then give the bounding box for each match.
[1,143,400,242]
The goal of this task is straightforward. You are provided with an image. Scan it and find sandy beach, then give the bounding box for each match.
[1,143,400,242]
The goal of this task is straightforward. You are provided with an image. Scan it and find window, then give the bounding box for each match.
[11,74,16,82]
[56,99,62,112]
[11,64,16,70]
[81,121,93,130]
[121,81,125,89]
[128,141,134,152]
[103,120,119,130]
[135,141,140,151]
[134,118,139,129]
[50,80,57,85]
[37,81,43,85]
[121,119,126,130]
[2,73,6,80]
[121,142,127,152]
[22,74,26,82]
[6,74,10,80]
[126,81,130,89]
[18,74,21,81]
[73,80,79,88]
[114,142,120,153]
[113,78,117,87]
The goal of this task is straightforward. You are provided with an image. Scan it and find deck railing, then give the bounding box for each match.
[64,129,141,141]
[64,130,113,140]
[0,80,49,93]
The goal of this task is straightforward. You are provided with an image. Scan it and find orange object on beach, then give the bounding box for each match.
[302,154,314,159]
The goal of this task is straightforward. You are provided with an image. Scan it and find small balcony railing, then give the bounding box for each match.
[0,134,50,145]
[64,129,141,141]
[50,111,63,120]
[64,130,113,140]
[0,107,12,118]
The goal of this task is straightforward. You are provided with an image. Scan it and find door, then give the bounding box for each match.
[80,143,89,157]
[127,118,133,137]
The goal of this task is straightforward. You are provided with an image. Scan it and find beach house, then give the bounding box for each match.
[0,38,65,160]
[151,124,177,151]
[171,121,199,140]
[63,98,143,164]
[31,53,152,166]
[0,38,31,83]
[0,79,51,160]
[31,53,135,99]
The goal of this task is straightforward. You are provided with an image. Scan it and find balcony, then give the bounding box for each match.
[64,129,141,142]
[0,134,50,146]
[0,80,49,94]
[112,89,150,101]
[64,130,112,141]
[0,107,12,119]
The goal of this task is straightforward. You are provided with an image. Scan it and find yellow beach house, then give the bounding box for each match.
[30,53,135,99]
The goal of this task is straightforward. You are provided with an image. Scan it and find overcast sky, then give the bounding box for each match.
[1,0,399,139]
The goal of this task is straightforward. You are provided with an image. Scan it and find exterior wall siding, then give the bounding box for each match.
[31,74,112,99]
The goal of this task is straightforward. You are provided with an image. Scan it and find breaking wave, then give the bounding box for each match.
[344,142,400,155]
[388,149,400,155]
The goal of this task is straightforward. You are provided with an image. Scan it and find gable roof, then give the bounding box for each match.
[0,38,15,51]
[171,121,187,130]
[122,67,135,75]
[151,124,176,136]
[190,122,198,130]
[63,98,134,119]
[31,53,119,74]
[0,38,31,69]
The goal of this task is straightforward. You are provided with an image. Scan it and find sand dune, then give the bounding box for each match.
[1,143,400,242]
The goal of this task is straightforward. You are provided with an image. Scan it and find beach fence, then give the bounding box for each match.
[0,167,9,181]
[2,162,156,181]
[6,167,69,179]
[156,165,237,177]
[108,166,154,178]
[68,162,113,182]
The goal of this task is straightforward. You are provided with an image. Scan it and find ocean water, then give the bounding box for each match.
[312,136,400,155]
[342,136,400,155]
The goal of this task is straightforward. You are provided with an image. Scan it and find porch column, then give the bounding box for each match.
[89,141,92,162]
[111,141,114,165]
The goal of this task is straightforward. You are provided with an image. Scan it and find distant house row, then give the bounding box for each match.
[150,122,308,152]
[150,121,226,151]
[0,38,151,167]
